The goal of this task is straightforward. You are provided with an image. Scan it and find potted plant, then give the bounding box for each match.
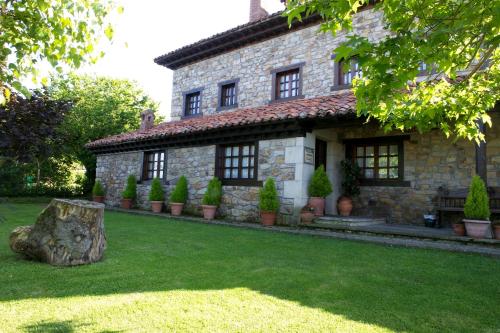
[169,176,188,216]
[92,180,105,203]
[201,177,222,220]
[308,165,333,216]
[259,177,279,226]
[493,221,500,240]
[452,220,466,236]
[121,175,137,209]
[338,159,361,216]
[300,204,315,224]
[463,175,491,239]
[149,178,164,213]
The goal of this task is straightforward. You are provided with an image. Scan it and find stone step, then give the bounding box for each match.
[314,215,386,227]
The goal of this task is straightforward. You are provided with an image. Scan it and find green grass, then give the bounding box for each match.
[0,203,499,332]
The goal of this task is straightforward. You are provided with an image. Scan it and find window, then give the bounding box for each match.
[216,143,258,185]
[143,151,165,180]
[270,63,305,102]
[338,57,362,86]
[217,79,239,110]
[183,89,203,117]
[345,136,410,186]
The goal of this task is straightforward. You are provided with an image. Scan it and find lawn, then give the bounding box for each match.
[0,203,499,333]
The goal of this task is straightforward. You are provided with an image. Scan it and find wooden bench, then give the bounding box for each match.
[436,186,500,226]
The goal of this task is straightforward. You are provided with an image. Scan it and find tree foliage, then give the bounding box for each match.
[0,0,120,100]
[285,0,500,142]
[47,73,159,191]
[464,175,490,220]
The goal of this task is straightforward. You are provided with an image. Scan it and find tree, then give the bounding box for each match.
[47,73,159,192]
[0,90,70,185]
[285,0,499,142]
[0,0,120,101]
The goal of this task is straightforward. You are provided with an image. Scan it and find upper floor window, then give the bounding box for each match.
[216,142,258,186]
[183,88,203,117]
[270,63,305,102]
[143,151,165,180]
[217,79,239,111]
[331,55,363,90]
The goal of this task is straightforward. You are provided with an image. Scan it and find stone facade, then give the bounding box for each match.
[170,8,386,119]
[96,138,304,224]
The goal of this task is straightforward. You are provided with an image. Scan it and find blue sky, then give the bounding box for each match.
[79,0,285,119]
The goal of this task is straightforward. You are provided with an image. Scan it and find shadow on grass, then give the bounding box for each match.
[1,205,500,332]
[22,320,83,333]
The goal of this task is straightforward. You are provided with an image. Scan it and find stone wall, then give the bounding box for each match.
[170,8,386,119]
[95,137,304,224]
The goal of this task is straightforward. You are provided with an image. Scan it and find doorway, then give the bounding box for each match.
[315,138,327,170]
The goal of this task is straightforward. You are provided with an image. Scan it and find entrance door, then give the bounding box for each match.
[315,139,327,170]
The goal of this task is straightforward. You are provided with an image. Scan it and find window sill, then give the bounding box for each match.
[359,179,411,187]
[216,104,238,112]
[330,84,352,92]
[269,95,305,104]
[221,179,263,187]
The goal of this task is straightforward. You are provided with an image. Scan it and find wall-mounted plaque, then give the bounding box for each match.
[304,147,315,165]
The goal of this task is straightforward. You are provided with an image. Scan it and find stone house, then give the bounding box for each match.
[87,0,499,225]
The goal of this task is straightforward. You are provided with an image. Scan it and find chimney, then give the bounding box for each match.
[249,0,268,22]
[140,109,155,131]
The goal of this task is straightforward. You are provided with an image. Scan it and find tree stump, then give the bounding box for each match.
[9,199,107,266]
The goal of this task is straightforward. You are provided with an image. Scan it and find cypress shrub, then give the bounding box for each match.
[340,159,361,197]
[149,178,165,201]
[170,176,188,204]
[308,165,333,198]
[464,175,490,220]
[259,177,280,212]
[122,175,137,200]
[202,177,222,206]
[92,181,105,196]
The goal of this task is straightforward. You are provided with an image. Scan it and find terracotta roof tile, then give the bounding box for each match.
[86,92,356,149]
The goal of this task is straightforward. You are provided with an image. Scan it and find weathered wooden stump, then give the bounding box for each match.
[9,199,107,266]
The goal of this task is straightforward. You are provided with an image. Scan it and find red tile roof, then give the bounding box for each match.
[86,92,356,150]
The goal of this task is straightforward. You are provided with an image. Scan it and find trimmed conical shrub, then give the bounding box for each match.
[259,177,279,212]
[202,177,222,206]
[122,175,137,200]
[308,165,333,198]
[92,180,105,196]
[464,175,490,220]
[170,176,188,204]
[149,178,165,201]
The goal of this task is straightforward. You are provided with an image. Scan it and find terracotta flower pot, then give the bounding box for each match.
[300,211,315,224]
[121,198,133,209]
[309,197,325,216]
[452,223,466,236]
[493,225,500,240]
[93,196,104,204]
[261,211,277,226]
[463,219,491,239]
[337,196,353,216]
[170,203,184,216]
[202,205,217,220]
[151,201,163,213]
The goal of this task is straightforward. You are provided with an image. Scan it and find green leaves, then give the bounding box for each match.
[285,0,500,142]
[0,0,120,95]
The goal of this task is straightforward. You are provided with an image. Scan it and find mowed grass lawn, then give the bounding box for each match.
[0,204,499,333]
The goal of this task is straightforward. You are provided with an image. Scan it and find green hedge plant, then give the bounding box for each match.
[149,178,165,202]
[170,176,188,204]
[464,175,490,220]
[92,180,105,196]
[259,177,280,212]
[340,159,361,198]
[308,165,333,198]
[202,177,222,206]
[122,175,137,200]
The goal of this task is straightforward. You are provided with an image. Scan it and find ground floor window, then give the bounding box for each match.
[143,151,165,180]
[345,136,409,186]
[216,142,258,185]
